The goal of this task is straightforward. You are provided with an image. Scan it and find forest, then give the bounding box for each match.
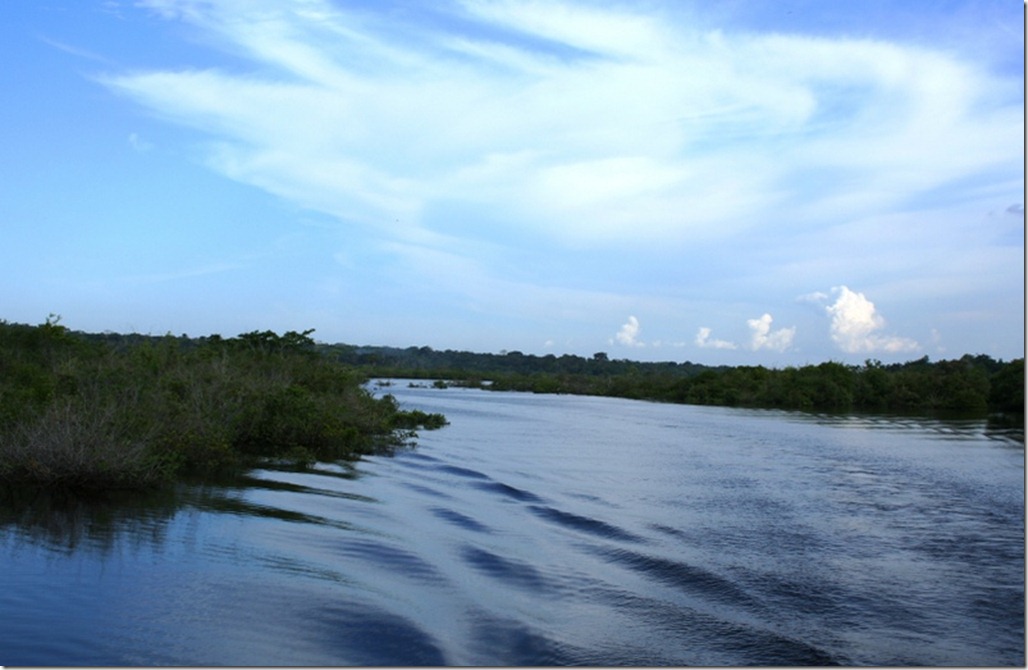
[319,342,1024,416]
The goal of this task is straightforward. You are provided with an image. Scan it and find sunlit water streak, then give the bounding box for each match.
[0,384,1023,665]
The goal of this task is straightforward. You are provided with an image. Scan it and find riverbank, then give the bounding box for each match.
[316,342,1024,416]
[0,320,445,493]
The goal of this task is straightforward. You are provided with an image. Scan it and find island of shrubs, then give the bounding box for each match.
[0,318,446,493]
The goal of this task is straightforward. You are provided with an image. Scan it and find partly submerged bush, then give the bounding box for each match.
[0,399,171,491]
[0,321,446,492]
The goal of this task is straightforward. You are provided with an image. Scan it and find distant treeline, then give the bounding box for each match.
[318,343,1024,416]
[0,320,445,492]
[317,343,716,379]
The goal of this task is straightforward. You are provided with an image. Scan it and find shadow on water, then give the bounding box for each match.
[794,409,1025,446]
[984,412,1026,445]
[0,466,360,553]
[0,455,383,553]
[0,483,186,553]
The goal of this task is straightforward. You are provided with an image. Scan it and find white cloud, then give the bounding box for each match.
[86,1,1022,362]
[796,291,829,305]
[695,326,736,350]
[615,315,644,347]
[825,286,919,354]
[747,313,795,352]
[102,0,1022,250]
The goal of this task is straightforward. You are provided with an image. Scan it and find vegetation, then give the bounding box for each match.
[0,318,446,493]
[480,356,1024,416]
[2,316,1019,492]
[326,343,1023,417]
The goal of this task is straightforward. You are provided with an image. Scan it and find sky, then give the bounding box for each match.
[1,0,1023,366]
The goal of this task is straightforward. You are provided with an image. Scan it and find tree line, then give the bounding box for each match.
[325,343,1023,416]
[483,356,1023,415]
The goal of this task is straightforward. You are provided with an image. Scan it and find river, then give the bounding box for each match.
[0,383,1023,666]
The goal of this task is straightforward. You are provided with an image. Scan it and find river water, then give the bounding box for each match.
[0,383,1023,666]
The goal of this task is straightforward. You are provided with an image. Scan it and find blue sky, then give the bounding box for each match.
[1,0,1023,365]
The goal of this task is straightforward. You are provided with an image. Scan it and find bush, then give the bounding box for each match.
[0,399,170,491]
[0,321,448,493]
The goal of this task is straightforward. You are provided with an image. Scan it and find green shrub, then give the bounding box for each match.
[0,321,448,493]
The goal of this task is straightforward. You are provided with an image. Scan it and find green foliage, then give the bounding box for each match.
[0,320,447,493]
[990,358,1025,412]
[373,342,1021,418]
[1,317,1019,491]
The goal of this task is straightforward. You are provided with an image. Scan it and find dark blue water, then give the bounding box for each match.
[1,383,1023,665]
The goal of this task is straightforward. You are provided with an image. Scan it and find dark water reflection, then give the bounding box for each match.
[0,385,1023,666]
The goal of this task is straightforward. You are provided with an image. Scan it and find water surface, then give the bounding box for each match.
[1,384,1023,665]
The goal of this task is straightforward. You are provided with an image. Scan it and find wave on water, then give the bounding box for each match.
[0,386,1022,666]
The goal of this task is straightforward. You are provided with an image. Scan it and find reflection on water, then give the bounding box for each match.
[0,386,1023,666]
[0,484,183,554]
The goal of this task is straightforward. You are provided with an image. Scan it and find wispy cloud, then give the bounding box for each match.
[102,0,1021,250]
[38,35,117,65]
[82,0,1022,360]
[120,261,244,285]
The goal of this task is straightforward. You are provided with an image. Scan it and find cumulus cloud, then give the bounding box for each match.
[615,316,644,347]
[695,326,736,350]
[825,286,919,354]
[747,313,795,352]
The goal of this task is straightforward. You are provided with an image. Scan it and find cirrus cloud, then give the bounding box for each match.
[102,0,1022,250]
[72,0,1022,363]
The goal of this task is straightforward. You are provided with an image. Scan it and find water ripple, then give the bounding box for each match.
[528,504,646,543]
[1,386,1022,666]
[459,545,551,592]
[429,507,491,533]
[470,480,543,503]
[588,545,759,609]
[327,537,444,584]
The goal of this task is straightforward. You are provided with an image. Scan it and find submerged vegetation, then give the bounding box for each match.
[0,319,445,493]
